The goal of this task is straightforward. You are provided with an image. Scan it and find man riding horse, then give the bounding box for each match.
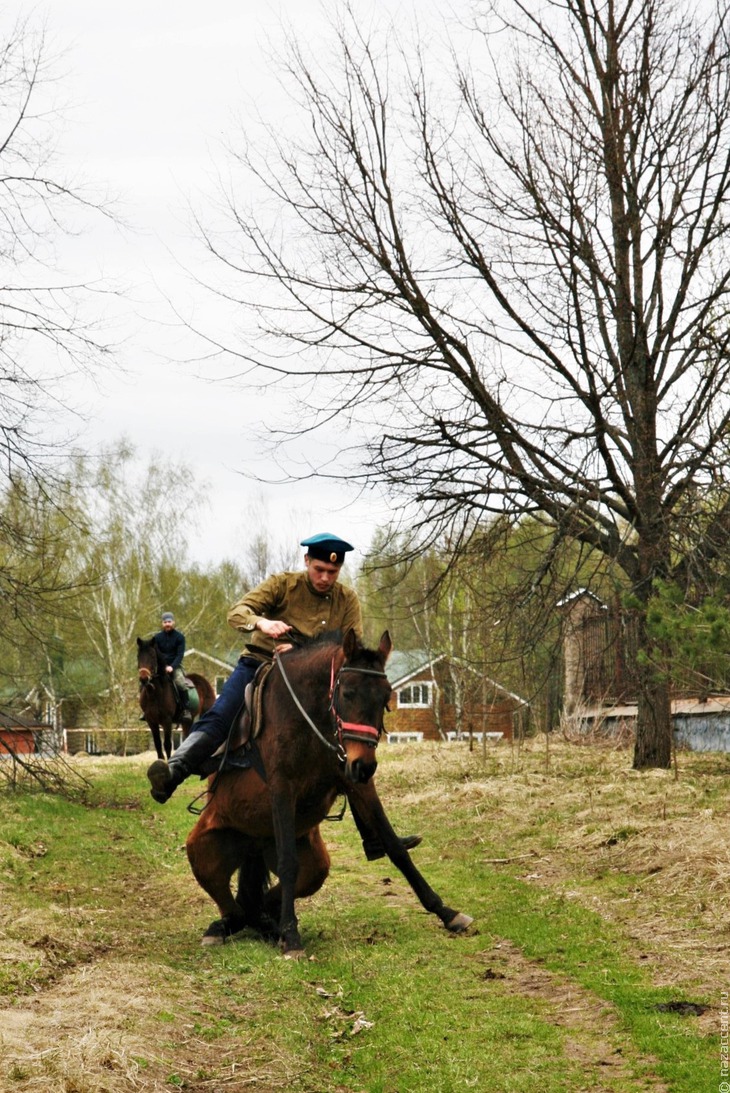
[153,612,191,722]
[147,532,421,862]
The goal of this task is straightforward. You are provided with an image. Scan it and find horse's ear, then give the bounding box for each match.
[136,637,143,648]
[343,628,359,660]
[379,630,392,663]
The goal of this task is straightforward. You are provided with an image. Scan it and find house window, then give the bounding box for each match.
[398,682,433,708]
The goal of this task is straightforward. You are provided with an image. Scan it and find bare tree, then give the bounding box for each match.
[68,442,202,727]
[0,14,113,681]
[203,0,730,768]
[234,493,304,586]
[0,15,112,478]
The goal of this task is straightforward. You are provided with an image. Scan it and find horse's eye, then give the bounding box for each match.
[341,689,357,702]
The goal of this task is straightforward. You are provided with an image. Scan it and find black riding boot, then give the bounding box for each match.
[147,729,218,804]
[350,801,423,862]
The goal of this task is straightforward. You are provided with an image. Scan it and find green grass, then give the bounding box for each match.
[480,874,715,1091]
[0,744,723,1092]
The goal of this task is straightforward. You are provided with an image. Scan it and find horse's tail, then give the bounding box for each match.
[188,672,216,714]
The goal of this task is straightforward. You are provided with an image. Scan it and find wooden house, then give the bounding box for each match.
[557,589,613,711]
[184,647,238,695]
[384,650,529,743]
[558,589,730,751]
[0,710,49,756]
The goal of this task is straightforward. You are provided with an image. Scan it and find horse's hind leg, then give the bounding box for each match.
[234,852,274,940]
[186,825,250,946]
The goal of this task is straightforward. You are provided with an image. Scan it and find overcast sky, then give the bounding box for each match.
[12,0,439,568]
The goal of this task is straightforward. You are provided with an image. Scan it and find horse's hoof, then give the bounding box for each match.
[446,912,474,933]
[202,916,245,946]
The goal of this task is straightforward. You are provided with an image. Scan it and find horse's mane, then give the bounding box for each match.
[282,631,342,672]
[282,629,385,673]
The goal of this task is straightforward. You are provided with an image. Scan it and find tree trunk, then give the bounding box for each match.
[632,604,673,769]
[633,676,672,769]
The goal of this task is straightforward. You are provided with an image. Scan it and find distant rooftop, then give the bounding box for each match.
[386,650,444,687]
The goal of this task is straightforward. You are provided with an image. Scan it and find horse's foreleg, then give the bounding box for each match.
[163,721,173,760]
[270,787,304,955]
[186,824,249,945]
[149,723,164,760]
[347,783,473,934]
[262,826,331,923]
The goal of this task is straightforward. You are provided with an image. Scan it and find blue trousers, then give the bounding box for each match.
[189,655,260,749]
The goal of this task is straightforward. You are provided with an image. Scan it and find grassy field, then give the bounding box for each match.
[0,738,727,1092]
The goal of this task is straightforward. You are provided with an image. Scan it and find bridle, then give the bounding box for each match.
[138,649,162,688]
[330,660,387,746]
[276,653,389,762]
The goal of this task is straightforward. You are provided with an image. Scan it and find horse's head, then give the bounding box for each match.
[333,629,393,784]
[136,636,160,684]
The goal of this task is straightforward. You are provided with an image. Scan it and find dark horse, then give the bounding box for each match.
[137,637,216,761]
[186,629,473,956]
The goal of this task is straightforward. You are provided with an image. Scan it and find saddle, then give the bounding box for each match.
[200,660,275,777]
[242,660,275,741]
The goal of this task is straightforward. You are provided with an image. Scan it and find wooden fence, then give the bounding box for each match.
[581,612,730,702]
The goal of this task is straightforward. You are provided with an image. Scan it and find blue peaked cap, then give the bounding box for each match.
[301,532,355,564]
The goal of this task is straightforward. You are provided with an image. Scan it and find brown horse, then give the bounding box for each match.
[185,629,473,956]
[137,637,216,761]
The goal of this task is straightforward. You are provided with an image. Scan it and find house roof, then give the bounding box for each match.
[387,650,446,687]
[556,588,606,610]
[581,696,730,719]
[387,650,529,706]
[185,647,238,671]
[0,709,48,730]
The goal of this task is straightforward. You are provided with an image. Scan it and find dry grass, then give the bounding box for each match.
[385,736,730,996]
[1,739,726,1092]
[0,921,303,1093]
[1,959,166,1091]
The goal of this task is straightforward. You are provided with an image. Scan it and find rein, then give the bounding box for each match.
[138,664,165,687]
[276,654,342,756]
[275,652,388,760]
[138,666,156,686]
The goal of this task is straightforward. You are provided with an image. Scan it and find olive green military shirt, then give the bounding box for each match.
[227,571,363,662]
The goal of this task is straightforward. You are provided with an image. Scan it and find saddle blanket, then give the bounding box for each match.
[199,746,252,776]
